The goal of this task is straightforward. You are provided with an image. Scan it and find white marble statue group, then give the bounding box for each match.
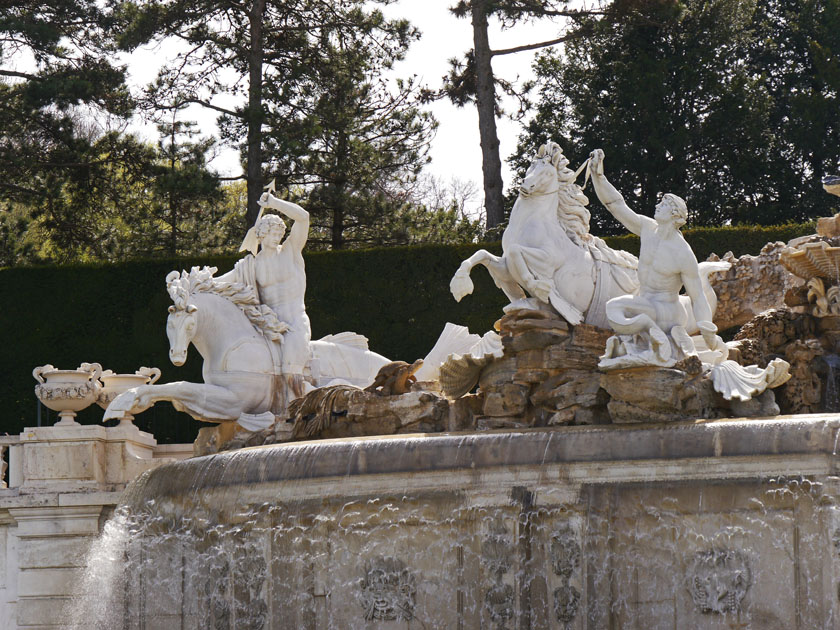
[452,143,788,401]
[103,139,788,428]
[106,190,392,430]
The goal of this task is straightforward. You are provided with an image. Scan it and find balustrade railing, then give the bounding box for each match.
[0,437,21,489]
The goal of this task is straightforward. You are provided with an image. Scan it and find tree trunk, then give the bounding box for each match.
[246,0,266,228]
[331,131,349,249]
[471,0,505,228]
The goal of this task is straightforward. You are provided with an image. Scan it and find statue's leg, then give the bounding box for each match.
[478,252,527,302]
[450,250,485,301]
[605,295,659,336]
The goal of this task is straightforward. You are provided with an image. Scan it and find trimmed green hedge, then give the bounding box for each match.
[1,223,813,442]
[604,222,815,259]
[2,244,507,442]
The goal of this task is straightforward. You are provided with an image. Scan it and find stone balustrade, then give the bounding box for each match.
[0,423,192,629]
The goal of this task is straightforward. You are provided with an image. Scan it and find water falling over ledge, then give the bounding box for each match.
[70,415,840,629]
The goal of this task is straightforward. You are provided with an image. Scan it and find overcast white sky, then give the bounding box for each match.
[123,1,565,207]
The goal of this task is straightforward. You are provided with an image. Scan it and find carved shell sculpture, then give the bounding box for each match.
[780,240,840,282]
[364,359,424,396]
[438,331,504,399]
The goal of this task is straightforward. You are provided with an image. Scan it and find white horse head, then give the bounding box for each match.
[519,142,566,198]
[165,268,208,366]
[167,301,198,366]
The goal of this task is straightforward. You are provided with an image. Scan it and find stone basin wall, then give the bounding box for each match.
[76,416,840,629]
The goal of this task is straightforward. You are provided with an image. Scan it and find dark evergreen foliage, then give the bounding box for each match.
[514,0,840,232]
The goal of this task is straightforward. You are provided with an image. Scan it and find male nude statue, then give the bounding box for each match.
[217,191,312,400]
[588,148,719,365]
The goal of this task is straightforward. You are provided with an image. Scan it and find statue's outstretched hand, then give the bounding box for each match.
[589,149,605,176]
[258,191,274,207]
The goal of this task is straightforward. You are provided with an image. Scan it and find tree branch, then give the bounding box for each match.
[158,97,243,118]
[491,33,581,56]
[0,68,41,81]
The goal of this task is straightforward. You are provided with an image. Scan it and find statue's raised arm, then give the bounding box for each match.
[259,191,309,252]
[589,149,649,237]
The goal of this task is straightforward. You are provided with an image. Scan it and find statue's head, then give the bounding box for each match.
[655,193,687,227]
[255,213,286,247]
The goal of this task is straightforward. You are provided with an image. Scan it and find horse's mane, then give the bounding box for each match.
[537,141,637,271]
[166,266,286,342]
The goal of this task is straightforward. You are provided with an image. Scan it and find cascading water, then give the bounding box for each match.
[823,354,840,413]
[68,418,840,629]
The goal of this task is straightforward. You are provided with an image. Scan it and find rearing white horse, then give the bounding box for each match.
[450,142,725,330]
[105,267,390,427]
[451,142,629,325]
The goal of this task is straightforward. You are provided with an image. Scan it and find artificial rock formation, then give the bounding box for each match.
[707,242,798,332]
[477,306,612,428]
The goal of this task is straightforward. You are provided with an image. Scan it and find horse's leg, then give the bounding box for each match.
[104,382,246,423]
[450,249,527,303]
[450,249,488,301]
[479,253,528,303]
[505,244,551,302]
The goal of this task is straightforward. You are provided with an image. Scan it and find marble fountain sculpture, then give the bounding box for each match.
[34,149,840,630]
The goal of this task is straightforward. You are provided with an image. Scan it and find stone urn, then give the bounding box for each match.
[96,367,161,426]
[33,363,102,426]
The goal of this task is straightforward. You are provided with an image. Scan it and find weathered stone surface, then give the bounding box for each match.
[478,357,519,388]
[778,339,823,415]
[572,405,611,425]
[341,391,449,437]
[734,308,814,355]
[569,324,612,352]
[546,408,576,426]
[498,308,555,332]
[817,212,840,237]
[607,401,678,424]
[448,394,483,431]
[531,371,603,412]
[545,344,603,371]
[504,330,570,353]
[708,243,800,331]
[601,368,686,411]
[601,367,720,423]
[475,416,530,430]
[729,389,780,417]
[817,315,840,332]
[513,368,551,384]
[513,349,549,369]
[483,384,530,417]
[502,318,570,335]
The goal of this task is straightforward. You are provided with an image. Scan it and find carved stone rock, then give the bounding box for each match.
[553,584,581,624]
[358,557,416,622]
[687,549,751,614]
[550,526,581,624]
[482,519,515,629]
[550,527,580,579]
[601,367,721,423]
[483,383,530,417]
[477,308,611,427]
[778,339,824,414]
[817,212,840,237]
[734,308,816,362]
[708,243,797,332]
